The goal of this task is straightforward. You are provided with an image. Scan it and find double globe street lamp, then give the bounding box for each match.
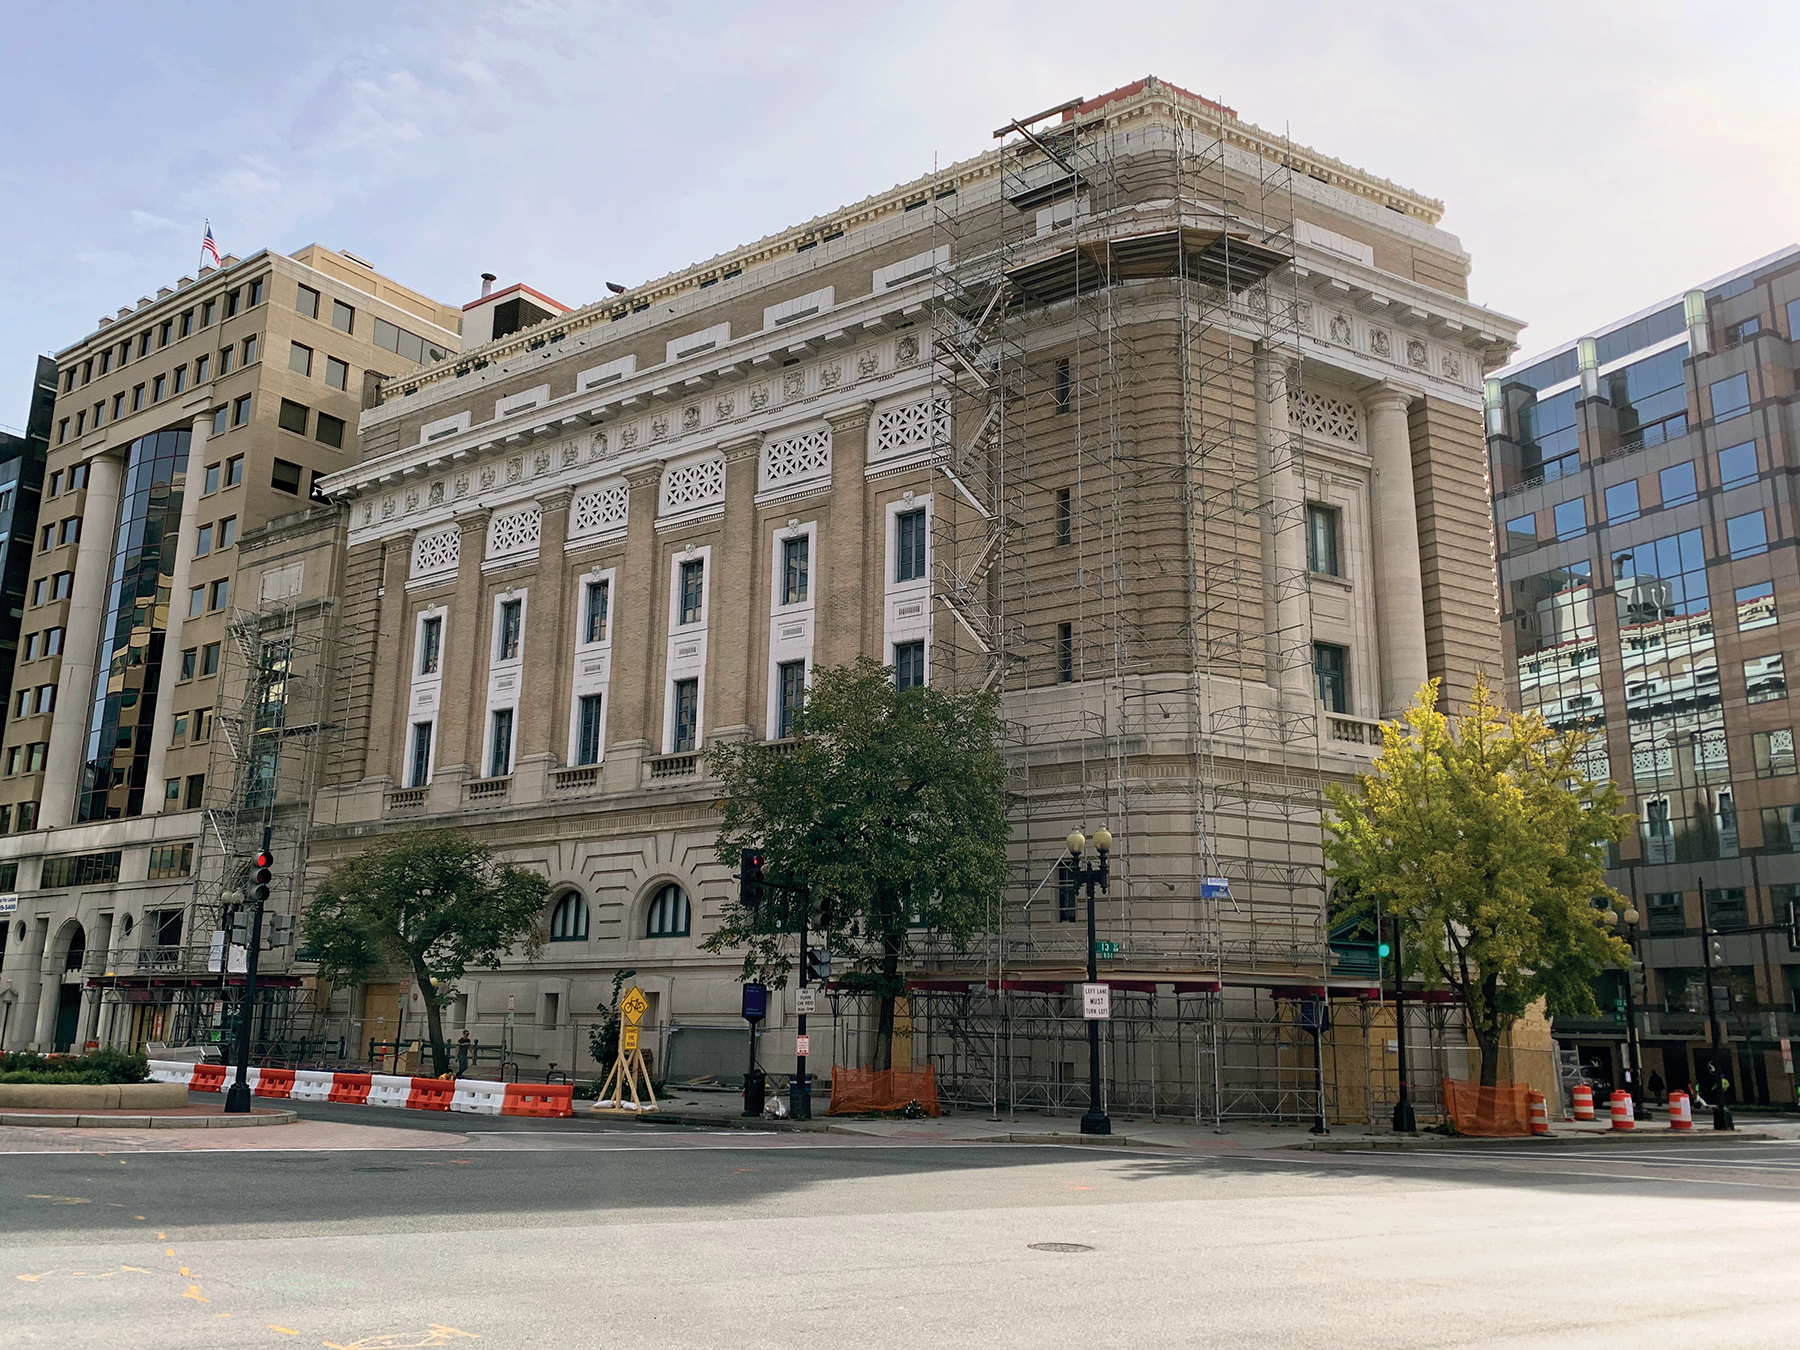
[1065,827,1113,1137]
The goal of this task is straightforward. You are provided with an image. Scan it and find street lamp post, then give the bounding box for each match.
[1697,874,1734,1131]
[1618,903,1649,1118]
[1066,828,1113,1137]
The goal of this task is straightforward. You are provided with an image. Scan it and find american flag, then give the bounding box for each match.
[201,222,221,267]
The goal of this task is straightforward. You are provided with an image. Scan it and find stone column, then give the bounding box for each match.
[144,412,214,804]
[40,449,127,828]
[431,506,493,780]
[1256,347,1313,710]
[708,436,764,741]
[33,939,63,1049]
[821,402,875,666]
[604,462,666,782]
[517,489,573,785]
[1366,387,1430,718]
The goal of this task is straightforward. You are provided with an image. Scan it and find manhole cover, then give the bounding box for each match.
[1028,1242,1094,1253]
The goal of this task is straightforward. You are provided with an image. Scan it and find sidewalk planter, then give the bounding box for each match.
[0,1082,188,1111]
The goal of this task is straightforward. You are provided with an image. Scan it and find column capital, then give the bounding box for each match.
[538,487,574,512]
[824,400,877,434]
[719,433,762,463]
[624,458,666,489]
[1365,385,1421,416]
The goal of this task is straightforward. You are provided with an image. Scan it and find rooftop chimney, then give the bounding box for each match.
[480,272,496,298]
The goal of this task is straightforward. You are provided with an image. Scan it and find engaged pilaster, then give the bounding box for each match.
[1366,386,1430,718]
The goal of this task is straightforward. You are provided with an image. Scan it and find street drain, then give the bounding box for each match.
[1028,1242,1094,1253]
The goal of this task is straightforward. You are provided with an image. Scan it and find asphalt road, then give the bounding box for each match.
[3,1121,1798,1349]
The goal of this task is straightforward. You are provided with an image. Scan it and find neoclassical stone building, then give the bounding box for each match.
[307,78,1522,1113]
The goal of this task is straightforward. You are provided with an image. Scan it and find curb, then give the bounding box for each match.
[0,1110,299,1130]
[1297,1129,1777,1151]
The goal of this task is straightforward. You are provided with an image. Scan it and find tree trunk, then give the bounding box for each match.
[414,959,448,1076]
[872,887,901,1071]
[1475,1027,1503,1088]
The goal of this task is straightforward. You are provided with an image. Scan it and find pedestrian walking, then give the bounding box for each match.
[457,1030,472,1077]
[1647,1070,1665,1104]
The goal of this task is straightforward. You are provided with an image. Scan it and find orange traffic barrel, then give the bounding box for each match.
[1609,1089,1635,1130]
[1669,1090,1693,1130]
[1528,1090,1550,1135]
[1572,1082,1594,1120]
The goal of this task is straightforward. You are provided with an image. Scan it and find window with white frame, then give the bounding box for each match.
[645,883,691,938]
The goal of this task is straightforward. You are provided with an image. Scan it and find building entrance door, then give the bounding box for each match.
[54,985,82,1052]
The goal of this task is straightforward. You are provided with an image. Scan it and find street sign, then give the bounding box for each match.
[1094,940,1120,959]
[1082,982,1111,1021]
[741,983,768,1022]
[795,987,817,1015]
[621,1026,640,1052]
[1200,877,1231,900]
[508,993,516,1011]
[0,893,16,916]
[795,1034,811,1057]
[621,987,649,1024]
[227,944,247,974]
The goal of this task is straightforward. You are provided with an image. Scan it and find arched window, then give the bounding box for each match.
[645,883,691,938]
[549,891,589,942]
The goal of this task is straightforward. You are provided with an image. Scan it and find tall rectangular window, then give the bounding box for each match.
[296,285,319,319]
[332,299,355,333]
[782,535,809,604]
[672,678,699,752]
[488,709,513,778]
[232,395,252,427]
[1057,622,1074,683]
[1314,643,1348,712]
[575,695,603,765]
[1057,858,1079,922]
[324,356,349,391]
[894,640,925,692]
[777,660,806,738]
[679,560,704,624]
[583,581,609,644]
[896,508,927,582]
[1306,503,1340,575]
[1054,357,1071,412]
[1553,497,1587,540]
[496,599,522,661]
[409,721,433,788]
[1660,460,1697,507]
[1056,487,1072,545]
[1718,441,1758,490]
[417,616,442,675]
[289,342,312,376]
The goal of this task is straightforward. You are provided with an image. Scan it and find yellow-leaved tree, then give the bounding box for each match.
[1324,675,1631,1087]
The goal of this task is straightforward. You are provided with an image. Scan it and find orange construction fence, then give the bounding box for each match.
[828,1067,941,1117]
[1442,1077,1530,1137]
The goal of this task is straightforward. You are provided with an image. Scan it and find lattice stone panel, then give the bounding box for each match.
[411,525,460,578]
[487,505,542,559]
[661,457,725,514]
[570,483,628,538]
[873,397,948,458]
[1289,390,1361,444]
[762,428,832,488]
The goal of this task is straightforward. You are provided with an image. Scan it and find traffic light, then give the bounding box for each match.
[228,907,252,947]
[740,849,765,909]
[250,850,274,907]
[1709,932,1725,967]
[1628,959,1646,1003]
[267,914,294,949]
[804,945,831,984]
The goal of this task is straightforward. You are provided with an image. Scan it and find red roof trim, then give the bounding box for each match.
[463,282,572,314]
[1064,77,1236,123]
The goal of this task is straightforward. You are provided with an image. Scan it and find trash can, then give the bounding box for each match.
[742,1066,766,1118]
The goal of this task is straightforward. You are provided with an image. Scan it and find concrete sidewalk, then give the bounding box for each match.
[606,1088,1799,1152]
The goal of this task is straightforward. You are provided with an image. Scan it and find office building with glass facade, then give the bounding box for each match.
[1487,246,1800,1106]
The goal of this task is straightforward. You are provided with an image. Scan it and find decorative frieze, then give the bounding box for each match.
[661,456,725,517]
[762,428,832,490]
[487,504,543,560]
[569,482,629,539]
[411,525,460,579]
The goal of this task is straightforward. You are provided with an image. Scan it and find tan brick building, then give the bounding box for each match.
[302,79,1523,1118]
[0,246,459,1053]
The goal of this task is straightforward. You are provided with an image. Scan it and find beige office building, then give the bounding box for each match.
[0,245,460,1053]
[298,78,1524,1119]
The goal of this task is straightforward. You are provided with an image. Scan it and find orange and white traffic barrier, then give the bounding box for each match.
[150,1061,575,1119]
[1572,1082,1594,1120]
[1609,1090,1635,1130]
[1528,1090,1550,1135]
[1668,1090,1693,1130]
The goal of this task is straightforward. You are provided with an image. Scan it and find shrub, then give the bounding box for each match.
[0,1048,148,1085]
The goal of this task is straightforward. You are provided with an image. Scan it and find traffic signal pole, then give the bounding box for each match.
[224,827,273,1115]
[1389,915,1416,1133]
[792,897,810,1121]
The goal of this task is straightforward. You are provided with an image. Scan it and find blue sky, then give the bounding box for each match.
[3,0,1797,425]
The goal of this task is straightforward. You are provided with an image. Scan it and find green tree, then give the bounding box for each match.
[1324,676,1631,1087]
[303,830,549,1075]
[705,658,1010,1069]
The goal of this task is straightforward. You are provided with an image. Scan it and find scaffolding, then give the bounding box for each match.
[912,85,1350,1120]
